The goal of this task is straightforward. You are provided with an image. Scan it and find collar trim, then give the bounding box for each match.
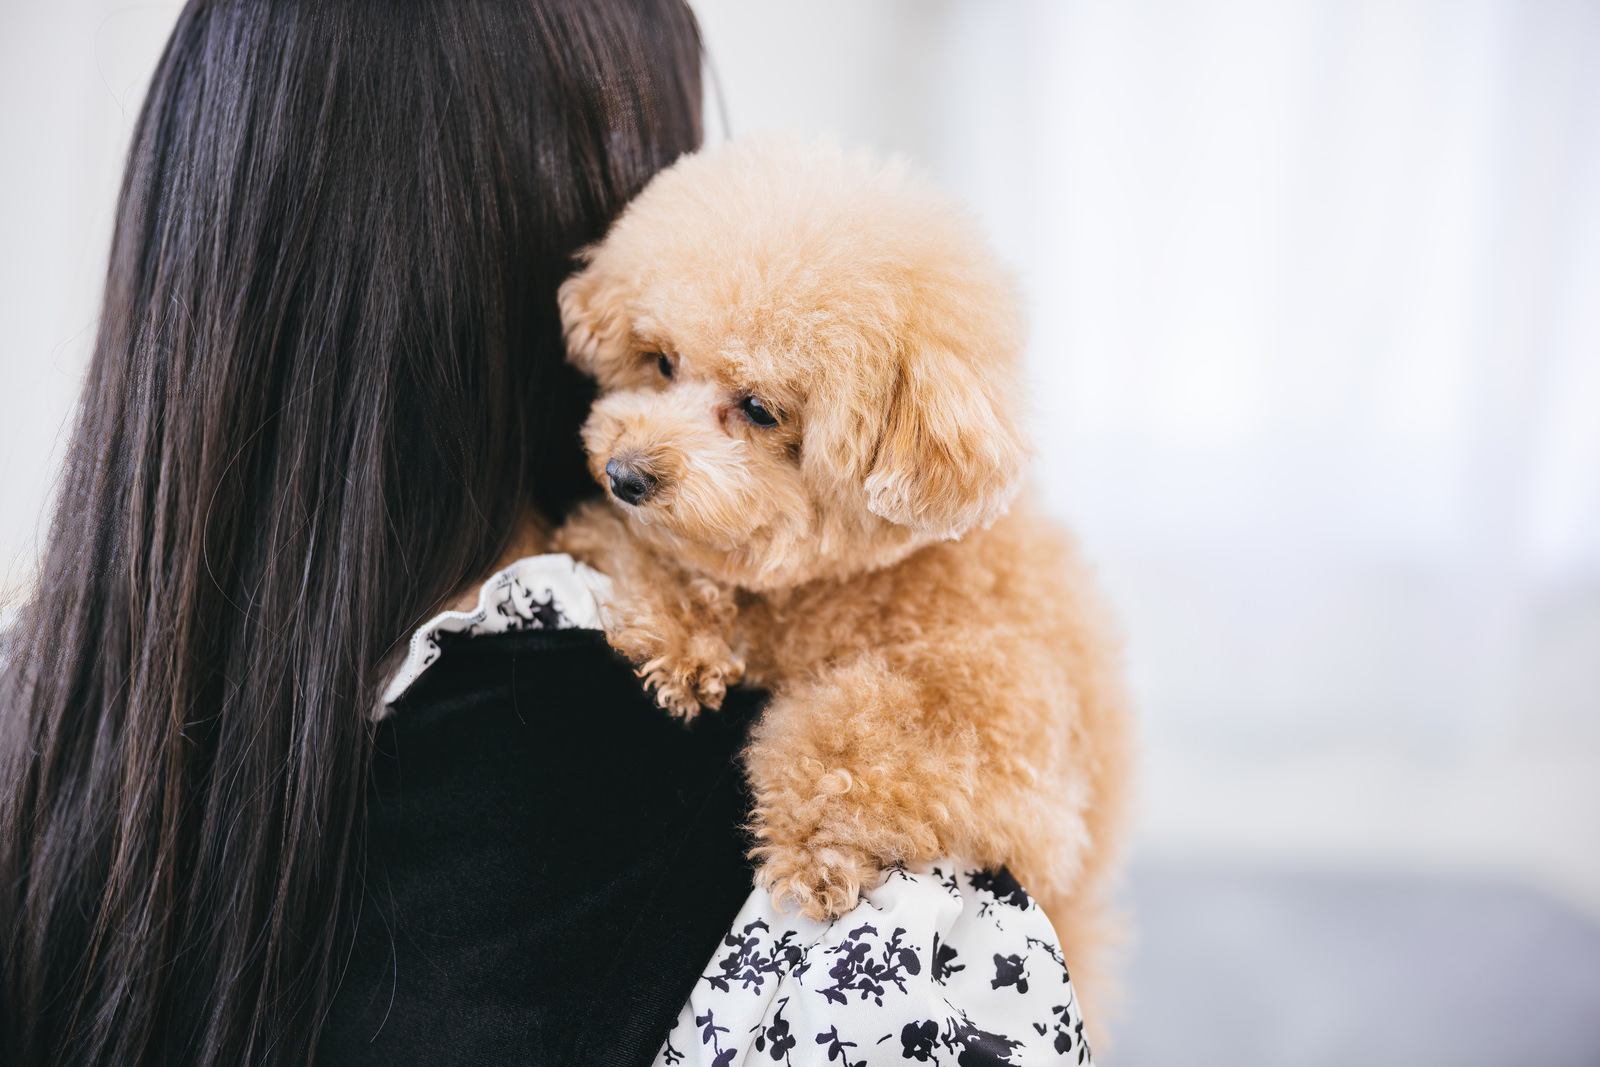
[375,553,612,717]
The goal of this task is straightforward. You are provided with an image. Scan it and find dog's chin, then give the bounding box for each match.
[616,501,950,593]
[607,499,810,590]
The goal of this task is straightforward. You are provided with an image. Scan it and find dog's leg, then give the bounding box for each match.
[553,502,743,718]
[745,652,1007,918]
[745,642,1092,925]
[610,574,744,717]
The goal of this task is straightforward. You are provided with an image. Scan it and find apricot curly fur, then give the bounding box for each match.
[550,134,1136,1031]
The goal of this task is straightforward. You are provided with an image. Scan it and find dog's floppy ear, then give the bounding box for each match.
[557,253,626,380]
[864,343,1027,539]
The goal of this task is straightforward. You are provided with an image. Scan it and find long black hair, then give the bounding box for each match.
[0,1,701,1063]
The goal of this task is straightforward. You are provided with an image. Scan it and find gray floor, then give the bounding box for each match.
[1101,863,1600,1067]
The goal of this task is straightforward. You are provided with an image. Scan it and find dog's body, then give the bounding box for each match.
[555,497,1132,1004]
[552,136,1134,1012]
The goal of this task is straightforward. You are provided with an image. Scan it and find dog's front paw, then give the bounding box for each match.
[754,840,882,921]
[689,653,742,708]
[646,669,707,719]
[638,635,743,719]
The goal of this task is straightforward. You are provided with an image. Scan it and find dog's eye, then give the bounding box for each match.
[739,396,779,427]
[649,352,673,380]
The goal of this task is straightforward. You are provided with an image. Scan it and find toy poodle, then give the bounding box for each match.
[552,135,1135,1010]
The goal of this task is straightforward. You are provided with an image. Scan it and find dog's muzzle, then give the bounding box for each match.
[606,457,658,506]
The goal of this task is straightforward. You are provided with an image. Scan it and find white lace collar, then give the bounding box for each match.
[374,553,612,718]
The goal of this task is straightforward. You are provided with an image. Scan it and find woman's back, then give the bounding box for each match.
[0,2,703,1063]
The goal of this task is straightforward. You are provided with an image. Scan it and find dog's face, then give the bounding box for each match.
[559,137,1029,590]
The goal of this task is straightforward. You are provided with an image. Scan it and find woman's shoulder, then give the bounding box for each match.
[657,862,1093,1066]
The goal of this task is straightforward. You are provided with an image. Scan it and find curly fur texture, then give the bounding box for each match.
[551,135,1135,1021]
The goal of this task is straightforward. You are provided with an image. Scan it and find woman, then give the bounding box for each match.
[1,2,1090,1064]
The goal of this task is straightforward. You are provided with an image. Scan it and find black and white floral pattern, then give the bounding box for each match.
[656,863,1092,1067]
[375,553,612,716]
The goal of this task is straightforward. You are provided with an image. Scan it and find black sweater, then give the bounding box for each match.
[316,627,765,1066]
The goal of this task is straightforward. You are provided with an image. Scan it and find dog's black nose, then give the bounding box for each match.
[606,457,658,506]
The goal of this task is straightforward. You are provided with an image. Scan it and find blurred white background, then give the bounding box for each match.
[3,1,1598,1062]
